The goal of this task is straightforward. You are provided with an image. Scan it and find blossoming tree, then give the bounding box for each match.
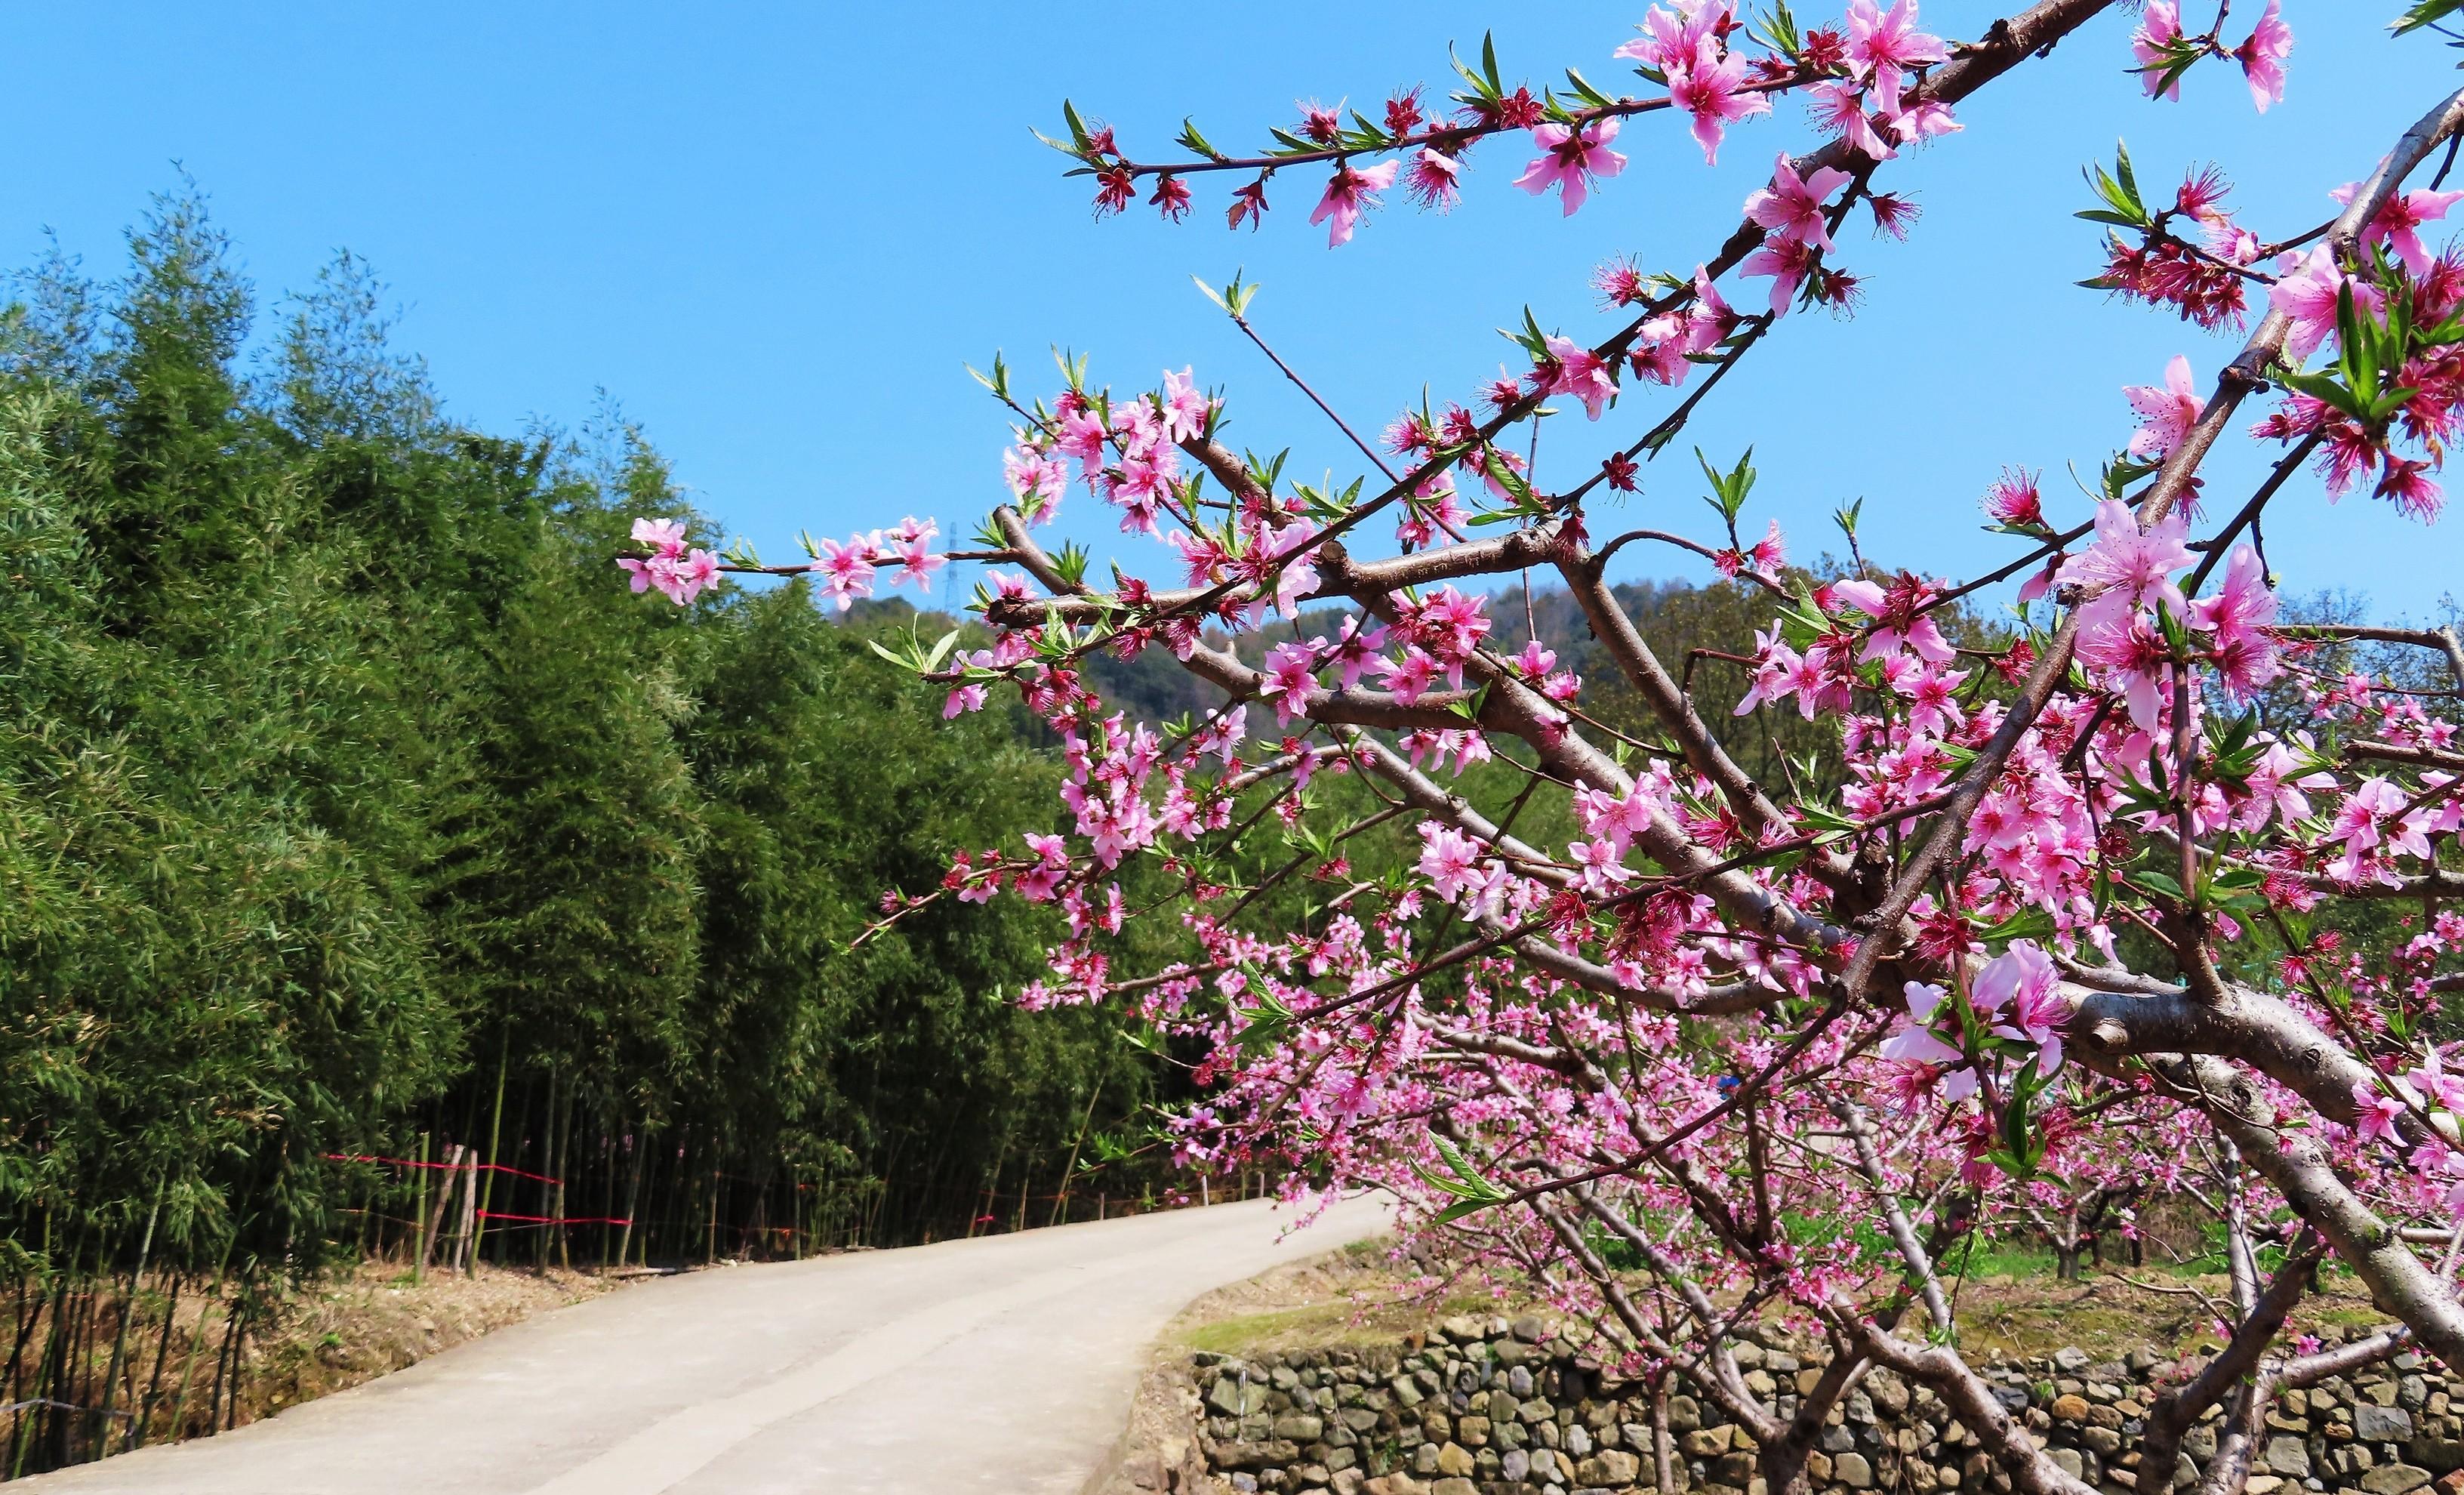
[624,3,2464,1491]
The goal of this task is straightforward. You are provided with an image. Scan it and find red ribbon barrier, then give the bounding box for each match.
[323,1153,563,1187]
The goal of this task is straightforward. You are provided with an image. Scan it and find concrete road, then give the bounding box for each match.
[23,1195,1388,1495]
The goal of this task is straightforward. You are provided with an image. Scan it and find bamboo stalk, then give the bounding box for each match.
[471,1028,509,1275]
[97,1187,161,1444]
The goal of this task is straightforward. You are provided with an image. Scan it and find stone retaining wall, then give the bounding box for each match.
[1187,1317,2459,1495]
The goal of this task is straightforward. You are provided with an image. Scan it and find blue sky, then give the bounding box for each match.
[5,3,2458,619]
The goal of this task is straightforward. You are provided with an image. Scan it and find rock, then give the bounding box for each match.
[1274,1415,1324,1442]
[2055,1348,2092,1373]
[1501,1447,1530,1481]
[1439,1315,1482,1343]
[1388,1376,1423,1410]
[1454,1415,1489,1447]
[2367,1466,2436,1495]
[2266,1438,2314,1478]
[1511,1314,1548,1342]
[2413,1439,2464,1474]
[1434,1441,1474,1478]
[2053,1396,2095,1424]
[1218,1440,1302,1471]
[1669,1395,1703,1433]
[2053,1450,2087,1481]
[1508,1365,1533,1398]
[1212,1376,1271,1417]
[1577,1449,1643,1486]
[1684,1427,1737,1457]
[1837,1451,1877,1488]
[1428,1480,1477,1495]
[2361,1407,2419,1443]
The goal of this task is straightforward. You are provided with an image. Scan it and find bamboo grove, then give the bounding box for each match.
[0,190,1172,1474]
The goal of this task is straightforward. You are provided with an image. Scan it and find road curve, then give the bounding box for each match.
[24,1194,1389,1495]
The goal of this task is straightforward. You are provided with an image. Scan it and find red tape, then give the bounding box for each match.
[324,1153,563,1187]
[475,1212,633,1226]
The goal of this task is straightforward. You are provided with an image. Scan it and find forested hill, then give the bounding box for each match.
[0,190,1171,1313]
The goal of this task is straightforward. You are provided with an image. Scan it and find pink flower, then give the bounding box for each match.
[1614,2,1725,76]
[811,536,878,613]
[943,683,987,718]
[1889,100,1960,145]
[1973,939,2071,1076]
[1416,821,1483,902]
[2331,182,2464,276]
[2235,0,2291,113]
[1983,468,2044,528]
[1745,155,1853,254]
[2056,497,2193,623]
[617,554,667,595]
[620,529,715,605]
[2269,245,2386,365]
[1003,442,1068,519]
[1668,37,1769,165]
[2133,2,2185,101]
[1310,159,1401,248]
[1543,336,1619,420]
[1514,119,1628,217]
[1377,646,1443,705]
[2123,354,2207,459]
[1568,837,1634,896]
[1846,0,1945,116]
[675,550,719,604]
[1741,235,1818,317]
[2376,458,2445,522]
[1160,367,1212,442]
[1262,519,1321,618]
[1258,641,1320,725]
[2190,544,2281,698]
[1808,82,1893,161]
[2352,1077,2410,1144]
[631,516,688,555]
[895,538,944,591]
[1406,149,1461,212]
[1323,615,1388,689]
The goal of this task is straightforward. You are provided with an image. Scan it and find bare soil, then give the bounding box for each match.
[90,1260,639,1451]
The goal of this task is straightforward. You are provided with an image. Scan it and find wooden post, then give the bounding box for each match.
[421,1145,464,1273]
[454,1149,479,1273]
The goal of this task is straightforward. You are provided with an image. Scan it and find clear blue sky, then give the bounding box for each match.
[4,4,2456,619]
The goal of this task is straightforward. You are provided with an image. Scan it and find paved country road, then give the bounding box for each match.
[22,1194,1390,1495]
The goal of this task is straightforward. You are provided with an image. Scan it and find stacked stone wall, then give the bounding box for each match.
[1187,1317,2450,1495]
